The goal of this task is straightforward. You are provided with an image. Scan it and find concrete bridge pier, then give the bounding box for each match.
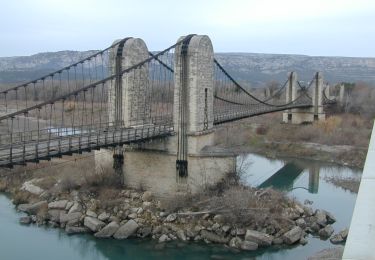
[95,35,235,196]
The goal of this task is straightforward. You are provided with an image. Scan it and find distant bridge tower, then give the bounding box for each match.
[283,72,325,124]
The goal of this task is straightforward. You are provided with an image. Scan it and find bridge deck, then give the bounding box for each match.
[343,120,375,259]
[0,125,173,167]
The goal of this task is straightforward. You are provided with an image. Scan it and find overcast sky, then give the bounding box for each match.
[1,0,374,57]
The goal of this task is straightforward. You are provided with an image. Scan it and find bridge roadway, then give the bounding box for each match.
[0,125,173,167]
[343,120,375,259]
[214,102,312,124]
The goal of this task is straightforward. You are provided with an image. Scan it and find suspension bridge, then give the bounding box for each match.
[0,34,336,173]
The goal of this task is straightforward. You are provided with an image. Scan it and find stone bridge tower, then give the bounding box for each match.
[96,35,235,196]
[283,71,326,124]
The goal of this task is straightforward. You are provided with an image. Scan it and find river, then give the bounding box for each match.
[0,153,361,260]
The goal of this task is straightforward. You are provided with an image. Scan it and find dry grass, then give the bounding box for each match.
[82,166,121,188]
[12,190,33,205]
[160,174,288,226]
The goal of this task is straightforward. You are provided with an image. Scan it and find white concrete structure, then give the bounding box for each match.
[343,120,375,260]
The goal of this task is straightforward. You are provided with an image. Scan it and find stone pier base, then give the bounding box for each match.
[95,133,236,197]
[283,110,326,124]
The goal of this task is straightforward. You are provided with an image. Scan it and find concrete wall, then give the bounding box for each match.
[95,148,235,197]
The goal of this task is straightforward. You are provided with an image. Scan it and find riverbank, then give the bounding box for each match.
[0,171,348,253]
[214,113,371,169]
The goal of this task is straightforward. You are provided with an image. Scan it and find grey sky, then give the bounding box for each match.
[1,0,374,57]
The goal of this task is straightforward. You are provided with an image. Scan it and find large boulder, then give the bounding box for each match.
[315,210,327,227]
[48,209,64,222]
[229,237,242,248]
[201,230,229,244]
[319,225,334,239]
[282,226,303,245]
[18,201,47,215]
[48,200,68,210]
[113,220,139,239]
[240,240,258,251]
[84,217,105,232]
[21,180,44,195]
[68,202,82,214]
[60,212,82,224]
[98,212,110,222]
[245,230,273,247]
[322,210,336,224]
[94,221,120,238]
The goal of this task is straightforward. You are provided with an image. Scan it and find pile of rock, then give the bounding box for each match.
[15,188,341,251]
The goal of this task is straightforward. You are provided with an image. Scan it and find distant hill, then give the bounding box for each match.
[1,50,375,87]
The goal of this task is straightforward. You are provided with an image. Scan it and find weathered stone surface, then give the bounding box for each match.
[308,246,344,260]
[84,217,105,232]
[229,237,242,248]
[94,221,119,238]
[19,216,31,224]
[65,226,89,235]
[323,210,336,224]
[272,237,284,245]
[138,226,152,238]
[48,200,68,210]
[21,180,44,195]
[330,234,344,244]
[295,218,306,228]
[245,230,273,246]
[141,191,152,202]
[319,225,334,238]
[113,220,139,239]
[128,213,137,219]
[86,210,97,218]
[339,228,348,239]
[236,228,246,236]
[98,212,110,222]
[240,240,258,251]
[158,234,169,243]
[68,202,82,214]
[299,237,308,245]
[18,201,47,215]
[60,212,82,224]
[48,210,63,222]
[176,230,187,241]
[201,230,229,244]
[213,214,225,224]
[65,202,74,211]
[282,226,303,245]
[315,210,327,226]
[165,214,177,222]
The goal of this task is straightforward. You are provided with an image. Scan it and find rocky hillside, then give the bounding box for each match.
[1,50,375,87]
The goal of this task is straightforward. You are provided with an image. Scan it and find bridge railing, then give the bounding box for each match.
[0,36,190,167]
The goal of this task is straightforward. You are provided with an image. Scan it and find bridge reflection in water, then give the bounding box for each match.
[257,161,320,194]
